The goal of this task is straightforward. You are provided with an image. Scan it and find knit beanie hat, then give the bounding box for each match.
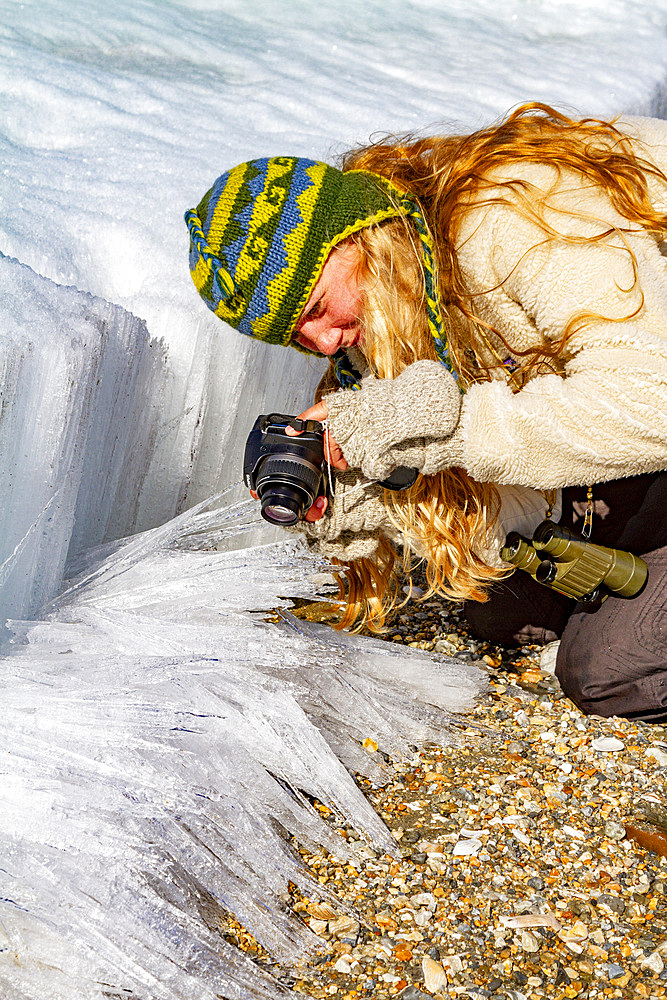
[185,157,400,346]
[185,156,456,386]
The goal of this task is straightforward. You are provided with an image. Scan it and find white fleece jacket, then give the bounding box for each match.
[299,116,667,564]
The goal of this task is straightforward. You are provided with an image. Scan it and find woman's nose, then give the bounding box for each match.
[300,321,341,355]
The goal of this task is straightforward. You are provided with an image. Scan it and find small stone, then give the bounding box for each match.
[362,737,378,752]
[641,950,665,974]
[334,956,353,974]
[394,942,413,962]
[603,820,627,841]
[559,920,588,943]
[520,668,542,684]
[399,988,432,1000]
[441,954,463,974]
[422,955,448,992]
[539,730,557,743]
[411,892,436,910]
[329,916,359,939]
[434,639,457,655]
[591,736,625,751]
[645,747,667,766]
[519,930,539,952]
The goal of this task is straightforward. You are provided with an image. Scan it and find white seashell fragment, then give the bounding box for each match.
[460,827,488,838]
[501,912,561,931]
[453,837,482,856]
[591,736,625,751]
[645,747,667,767]
[414,908,434,927]
[422,956,448,992]
[562,824,586,839]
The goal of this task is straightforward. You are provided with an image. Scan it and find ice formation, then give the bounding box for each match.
[0,495,485,1000]
[0,254,165,630]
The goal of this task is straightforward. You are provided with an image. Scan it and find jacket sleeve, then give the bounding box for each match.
[324,359,464,482]
[326,167,667,490]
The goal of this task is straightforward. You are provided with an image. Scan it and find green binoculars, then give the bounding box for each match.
[500,519,648,604]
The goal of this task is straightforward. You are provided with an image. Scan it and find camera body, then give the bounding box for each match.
[244,413,326,526]
[244,412,419,526]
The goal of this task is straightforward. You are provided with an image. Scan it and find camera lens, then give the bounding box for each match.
[256,457,322,526]
[244,415,326,526]
[263,505,298,524]
[261,487,304,525]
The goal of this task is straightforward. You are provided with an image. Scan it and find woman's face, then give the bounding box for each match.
[292,242,363,356]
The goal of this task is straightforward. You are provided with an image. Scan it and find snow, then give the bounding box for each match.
[0,1,665,997]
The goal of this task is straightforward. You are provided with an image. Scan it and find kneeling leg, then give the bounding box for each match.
[556,547,667,722]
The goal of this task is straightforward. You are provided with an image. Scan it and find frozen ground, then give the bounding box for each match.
[0,1,666,998]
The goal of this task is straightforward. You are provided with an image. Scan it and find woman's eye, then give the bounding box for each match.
[306,300,324,320]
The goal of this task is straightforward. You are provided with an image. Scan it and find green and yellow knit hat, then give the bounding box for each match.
[185,156,400,348]
[185,155,456,385]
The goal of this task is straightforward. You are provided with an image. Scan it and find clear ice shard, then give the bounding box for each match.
[0,494,487,1000]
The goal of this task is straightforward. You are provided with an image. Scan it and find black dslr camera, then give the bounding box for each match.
[244,413,418,526]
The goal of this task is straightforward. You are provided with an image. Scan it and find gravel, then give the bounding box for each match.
[231,590,667,999]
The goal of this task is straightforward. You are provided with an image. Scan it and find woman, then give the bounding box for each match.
[186,104,667,721]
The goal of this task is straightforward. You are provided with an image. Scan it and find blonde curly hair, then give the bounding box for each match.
[324,102,667,632]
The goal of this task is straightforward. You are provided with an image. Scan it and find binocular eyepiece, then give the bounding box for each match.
[244,413,419,526]
[501,519,648,603]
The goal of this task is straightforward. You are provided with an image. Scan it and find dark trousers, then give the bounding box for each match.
[463,473,667,722]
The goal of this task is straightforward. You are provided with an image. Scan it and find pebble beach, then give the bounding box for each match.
[226,591,667,1000]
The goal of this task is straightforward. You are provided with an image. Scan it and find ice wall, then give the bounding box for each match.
[0,498,485,1000]
[0,253,165,628]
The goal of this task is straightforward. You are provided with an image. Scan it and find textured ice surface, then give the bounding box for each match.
[0,254,165,629]
[0,496,485,1000]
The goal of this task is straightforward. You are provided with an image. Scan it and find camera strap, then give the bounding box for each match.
[321,417,336,500]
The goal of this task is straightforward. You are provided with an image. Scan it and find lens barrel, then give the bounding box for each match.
[255,455,323,525]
